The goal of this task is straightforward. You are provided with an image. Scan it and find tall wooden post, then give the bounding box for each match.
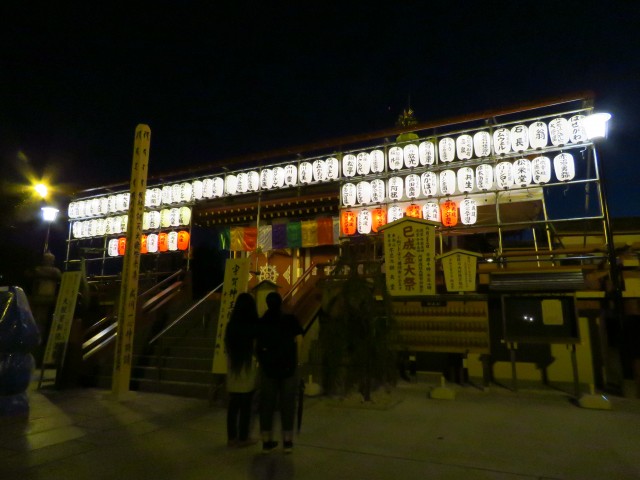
[112,124,150,398]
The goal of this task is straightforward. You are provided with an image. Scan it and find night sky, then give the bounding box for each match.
[1,2,639,282]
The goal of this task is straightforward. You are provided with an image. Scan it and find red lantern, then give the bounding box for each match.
[140,235,148,254]
[441,200,458,227]
[371,208,386,233]
[117,237,126,256]
[177,230,190,251]
[405,203,421,218]
[341,210,356,236]
[158,232,169,252]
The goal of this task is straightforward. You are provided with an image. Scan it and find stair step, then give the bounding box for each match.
[132,378,212,398]
[132,366,213,384]
[133,355,213,371]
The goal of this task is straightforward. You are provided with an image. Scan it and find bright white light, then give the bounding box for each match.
[583,112,611,140]
[35,183,48,199]
[41,206,59,222]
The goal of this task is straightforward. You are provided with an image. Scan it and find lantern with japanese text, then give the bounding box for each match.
[107,195,117,213]
[342,183,357,207]
[172,183,182,202]
[569,115,587,143]
[192,180,203,200]
[326,157,340,180]
[529,121,548,149]
[554,153,575,181]
[421,171,437,197]
[211,177,224,197]
[476,164,493,191]
[356,152,371,175]
[117,237,127,256]
[104,217,114,235]
[419,140,435,165]
[456,134,473,160]
[439,169,456,196]
[370,179,385,203]
[141,235,148,254]
[405,204,421,218]
[532,156,552,184]
[225,174,238,195]
[405,174,420,199]
[441,200,458,227]
[247,171,260,191]
[169,208,180,227]
[148,210,161,229]
[299,162,313,184]
[370,150,385,173]
[403,144,419,168]
[371,207,386,233]
[496,162,514,189]
[357,209,372,234]
[387,147,403,171]
[388,177,403,201]
[158,232,169,252]
[177,230,190,250]
[460,198,478,225]
[113,215,124,234]
[88,219,97,237]
[272,167,285,188]
[356,181,372,205]
[179,206,191,226]
[147,233,159,253]
[473,131,491,157]
[260,168,274,189]
[510,124,529,152]
[457,167,474,193]
[423,202,440,222]
[513,158,532,187]
[493,128,511,155]
[180,182,193,202]
[99,197,109,215]
[284,164,298,186]
[549,117,570,146]
[342,154,357,177]
[387,204,404,223]
[108,238,119,257]
[89,198,100,216]
[68,202,78,219]
[312,159,328,182]
[236,172,248,193]
[438,137,455,162]
[168,231,179,251]
[341,210,356,235]
[96,218,106,236]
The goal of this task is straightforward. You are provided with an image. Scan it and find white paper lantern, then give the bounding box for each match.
[169,208,180,227]
[419,141,436,165]
[549,117,571,146]
[143,212,151,230]
[438,137,456,162]
[162,186,173,204]
[513,159,532,187]
[260,168,274,189]
[74,200,85,218]
[357,209,372,234]
[554,153,575,181]
[225,174,238,195]
[121,215,128,233]
[299,162,313,184]
[388,147,403,170]
[113,216,124,234]
[532,156,552,184]
[96,218,106,236]
[108,239,119,257]
[284,165,298,186]
[342,154,357,177]
[180,182,193,202]
[403,144,419,168]
[370,150,385,173]
[147,233,158,253]
[99,197,109,215]
[104,217,114,235]
[326,157,340,179]
[569,115,587,143]
[476,164,493,191]
[160,209,171,228]
[421,171,438,197]
[473,131,491,157]
[272,167,286,188]
[457,167,475,193]
[510,124,529,152]
[148,210,161,229]
[192,180,204,200]
[342,183,357,207]
[149,188,162,206]
[212,177,224,197]
[247,171,260,191]
[202,178,214,198]
[387,204,404,223]
[116,193,130,211]
[68,202,78,219]
[423,202,440,222]
[460,198,478,225]
[171,184,182,203]
[312,159,328,182]
[404,174,420,199]
[388,176,404,201]
[81,221,90,238]
[88,219,98,237]
[496,162,514,189]
[456,134,473,160]
[439,169,456,195]
[168,231,179,251]
[370,179,385,203]
[90,198,100,216]
[72,221,83,238]
[356,181,372,205]
[356,152,371,175]
[493,128,511,156]
[528,121,548,149]
[107,195,117,213]
[236,172,248,193]
[179,206,191,225]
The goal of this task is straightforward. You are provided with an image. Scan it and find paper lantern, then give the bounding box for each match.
[88,219,98,237]
[117,193,130,211]
[168,231,179,251]
[67,202,78,219]
[147,233,159,253]
[554,153,575,181]
[496,162,514,189]
[117,237,127,256]
[532,156,552,184]
[473,131,491,157]
[388,177,403,201]
[326,157,340,179]
[405,204,421,218]
[177,230,190,250]
[121,215,128,233]
[81,221,90,238]
[438,137,455,162]
[148,210,161,229]
[388,147,403,171]
[510,124,529,152]
[149,188,162,206]
[405,174,420,199]
[513,159,532,186]
[312,159,328,182]
[158,232,169,252]
[202,178,214,198]
[236,172,248,193]
[272,167,285,188]
[456,134,473,160]
[247,171,260,191]
[341,210,356,236]
[72,221,82,239]
[357,152,371,175]
[169,208,180,227]
[96,219,106,236]
[180,182,193,202]
[370,179,385,203]
[88,198,99,216]
[370,150,385,173]
[171,184,182,203]
[108,239,119,257]
[419,140,436,165]
[371,207,386,233]
[423,202,440,222]
[403,144,419,168]
[529,121,548,149]
[192,180,204,200]
[457,167,474,193]
[476,164,493,190]
[441,200,458,227]
[342,154,357,177]
[179,206,191,226]
[99,197,109,215]
[421,171,437,197]
[356,181,372,205]
[439,169,456,196]
[460,198,478,225]
[113,216,124,234]
[211,177,224,197]
[225,174,238,195]
[284,165,298,186]
[160,209,171,228]
[140,235,148,254]
[342,183,357,206]
[299,162,313,184]
[107,195,117,213]
[549,117,570,146]
[104,217,114,235]
[387,204,404,223]
[569,115,587,143]
[357,209,372,234]
[260,168,274,189]
[493,128,511,155]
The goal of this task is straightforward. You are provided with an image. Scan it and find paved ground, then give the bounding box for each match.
[1,379,639,480]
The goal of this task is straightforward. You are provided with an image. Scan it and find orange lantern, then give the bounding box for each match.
[341,210,356,236]
[158,232,169,252]
[140,235,148,254]
[371,207,386,233]
[441,200,458,227]
[117,237,127,256]
[177,230,190,250]
[405,203,421,218]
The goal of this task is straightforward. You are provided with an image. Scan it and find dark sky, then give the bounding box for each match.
[2,2,639,217]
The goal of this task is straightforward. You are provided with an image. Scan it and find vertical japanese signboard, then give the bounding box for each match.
[440,249,481,292]
[42,271,82,365]
[212,258,250,374]
[380,218,437,296]
[112,124,150,397]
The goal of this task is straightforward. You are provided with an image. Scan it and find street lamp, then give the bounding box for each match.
[41,206,59,254]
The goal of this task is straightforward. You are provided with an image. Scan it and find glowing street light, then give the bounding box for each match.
[583,112,612,141]
[41,206,59,254]
[34,183,49,200]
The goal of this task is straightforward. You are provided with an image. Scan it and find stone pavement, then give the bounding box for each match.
[1,379,640,480]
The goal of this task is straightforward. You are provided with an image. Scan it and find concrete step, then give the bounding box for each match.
[132,378,212,398]
[132,365,213,384]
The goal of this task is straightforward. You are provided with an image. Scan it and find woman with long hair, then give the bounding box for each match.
[224,292,259,447]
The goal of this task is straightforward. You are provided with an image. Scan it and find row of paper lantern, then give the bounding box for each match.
[341,154,574,206]
[341,198,478,235]
[107,231,191,256]
[71,207,192,239]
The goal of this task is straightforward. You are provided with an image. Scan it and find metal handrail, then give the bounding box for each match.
[148,282,224,345]
[139,269,184,299]
[283,262,318,303]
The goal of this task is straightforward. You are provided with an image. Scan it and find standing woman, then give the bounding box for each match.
[225,292,259,447]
